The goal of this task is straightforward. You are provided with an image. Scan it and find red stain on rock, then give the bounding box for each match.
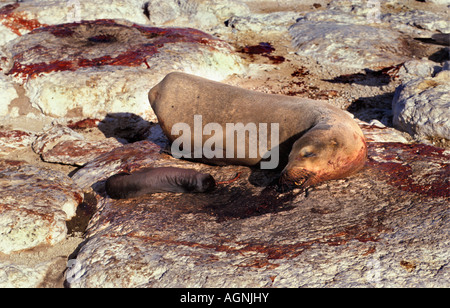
[367,142,449,198]
[7,20,229,79]
[67,119,101,130]
[0,129,32,141]
[115,220,383,266]
[0,3,46,35]
[0,160,26,168]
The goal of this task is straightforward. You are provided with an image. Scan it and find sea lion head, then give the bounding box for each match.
[279,123,367,191]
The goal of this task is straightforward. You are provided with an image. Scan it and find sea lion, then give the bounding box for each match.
[149,72,367,190]
[105,167,216,199]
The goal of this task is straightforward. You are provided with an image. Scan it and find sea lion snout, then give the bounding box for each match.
[279,167,317,192]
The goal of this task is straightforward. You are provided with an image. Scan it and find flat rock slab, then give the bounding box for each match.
[0,129,34,156]
[0,19,243,121]
[0,160,83,254]
[289,20,412,71]
[67,140,449,287]
[32,124,123,166]
[71,140,171,191]
[0,1,149,44]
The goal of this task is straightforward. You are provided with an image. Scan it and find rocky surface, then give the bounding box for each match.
[0,19,243,121]
[0,73,17,116]
[0,0,448,287]
[32,124,122,166]
[0,0,149,44]
[0,160,83,254]
[0,129,34,155]
[289,20,412,70]
[393,64,450,142]
[66,138,449,288]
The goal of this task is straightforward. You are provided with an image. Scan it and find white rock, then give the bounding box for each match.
[0,129,34,156]
[32,124,123,166]
[144,0,250,31]
[1,0,148,29]
[0,260,53,288]
[289,20,411,70]
[0,160,83,254]
[393,71,450,141]
[359,120,410,143]
[32,125,84,155]
[300,9,369,26]
[3,20,244,121]
[397,59,443,83]
[0,0,152,46]
[306,1,449,36]
[224,11,299,33]
[0,24,19,46]
[0,73,18,116]
[423,0,450,5]
[382,10,450,35]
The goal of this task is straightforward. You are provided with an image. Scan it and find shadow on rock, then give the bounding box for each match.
[193,185,297,222]
[347,92,396,124]
[323,65,402,87]
[97,112,169,146]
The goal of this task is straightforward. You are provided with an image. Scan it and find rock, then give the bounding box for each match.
[423,0,450,5]
[0,20,243,121]
[302,3,376,26]
[0,160,83,254]
[397,59,443,83]
[1,0,449,288]
[305,1,449,36]
[359,120,410,143]
[0,235,83,288]
[382,10,450,35]
[0,129,34,156]
[0,3,35,45]
[32,125,85,155]
[32,124,122,166]
[0,257,63,288]
[42,139,123,167]
[289,20,412,71]
[66,140,449,287]
[0,73,17,117]
[0,260,52,288]
[0,0,149,44]
[392,70,450,141]
[143,0,250,31]
[425,0,450,5]
[224,11,299,33]
[71,140,168,191]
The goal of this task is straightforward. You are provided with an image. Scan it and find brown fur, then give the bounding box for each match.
[105,167,215,199]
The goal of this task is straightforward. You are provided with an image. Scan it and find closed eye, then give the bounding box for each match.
[303,152,316,158]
